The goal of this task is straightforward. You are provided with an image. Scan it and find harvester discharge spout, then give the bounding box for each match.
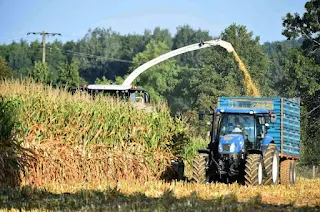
[122,39,235,86]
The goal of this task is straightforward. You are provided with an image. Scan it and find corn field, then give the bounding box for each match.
[0,79,188,186]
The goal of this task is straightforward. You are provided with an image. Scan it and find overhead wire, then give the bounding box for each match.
[54,47,203,70]
[58,34,83,40]
[47,46,134,79]
[0,33,81,44]
[302,102,320,118]
[49,46,136,64]
[0,35,30,43]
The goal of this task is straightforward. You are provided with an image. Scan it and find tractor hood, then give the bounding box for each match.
[218,134,244,154]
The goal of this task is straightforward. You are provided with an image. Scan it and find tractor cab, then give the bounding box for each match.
[215,108,276,155]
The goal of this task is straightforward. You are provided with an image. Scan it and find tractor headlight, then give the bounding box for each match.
[230,143,236,153]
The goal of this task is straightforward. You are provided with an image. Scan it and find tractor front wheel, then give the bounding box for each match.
[245,154,264,186]
[192,153,207,183]
[263,144,280,185]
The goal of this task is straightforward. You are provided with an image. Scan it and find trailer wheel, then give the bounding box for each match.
[280,160,296,185]
[263,144,279,185]
[192,153,207,183]
[245,154,264,186]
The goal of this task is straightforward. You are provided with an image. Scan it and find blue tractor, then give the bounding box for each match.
[193,97,300,185]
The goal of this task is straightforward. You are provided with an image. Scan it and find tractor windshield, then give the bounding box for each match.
[218,114,255,142]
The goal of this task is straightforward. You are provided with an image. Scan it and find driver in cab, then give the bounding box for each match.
[232,117,245,133]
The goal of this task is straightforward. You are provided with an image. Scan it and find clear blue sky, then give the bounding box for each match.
[0,0,307,44]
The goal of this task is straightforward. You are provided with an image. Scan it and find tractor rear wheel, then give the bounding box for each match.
[280,160,296,185]
[245,154,264,186]
[263,144,280,185]
[192,153,207,183]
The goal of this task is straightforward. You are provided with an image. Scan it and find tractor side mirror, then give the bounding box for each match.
[199,111,205,120]
[270,114,277,123]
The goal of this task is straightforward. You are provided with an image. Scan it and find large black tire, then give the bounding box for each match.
[280,160,297,185]
[192,153,207,183]
[245,154,264,186]
[263,144,280,185]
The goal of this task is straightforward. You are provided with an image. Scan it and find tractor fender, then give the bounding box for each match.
[261,136,275,155]
[248,149,262,155]
[197,149,210,154]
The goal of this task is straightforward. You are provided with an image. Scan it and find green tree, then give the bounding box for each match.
[152,27,173,48]
[301,90,320,164]
[95,75,125,85]
[46,40,67,82]
[77,27,121,83]
[95,76,111,84]
[282,0,320,62]
[29,61,50,83]
[7,40,33,78]
[113,76,125,85]
[262,40,302,95]
[278,49,320,98]
[0,57,12,79]
[0,44,9,60]
[29,40,42,64]
[57,58,80,87]
[63,41,76,64]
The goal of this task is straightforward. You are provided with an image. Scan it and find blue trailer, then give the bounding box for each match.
[194,97,300,185]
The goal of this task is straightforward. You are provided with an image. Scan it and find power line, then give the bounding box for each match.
[51,47,201,68]
[302,103,320,118]
[0,35,30,43]
[50,46,136,64]
[27,31,61,63]
[59,34,83,40]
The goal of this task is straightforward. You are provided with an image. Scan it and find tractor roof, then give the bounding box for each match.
[87,84,146,92]
[87,84,131,90]
[216,108,270,114]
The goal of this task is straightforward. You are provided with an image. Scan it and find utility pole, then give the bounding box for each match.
[27,31,61,63]
[42,31,46,63]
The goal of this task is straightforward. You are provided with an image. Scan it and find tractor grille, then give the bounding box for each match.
[222,144,231,151]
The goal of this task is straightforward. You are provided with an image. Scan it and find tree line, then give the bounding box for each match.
[0,0,319,164]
